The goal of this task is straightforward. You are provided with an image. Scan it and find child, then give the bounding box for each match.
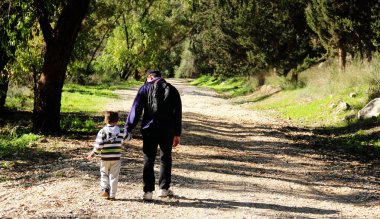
[87,111,126,200]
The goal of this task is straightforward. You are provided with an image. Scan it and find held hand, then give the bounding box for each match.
[172,136,180,147]
[87,153,94,160]
[124,132,132,141]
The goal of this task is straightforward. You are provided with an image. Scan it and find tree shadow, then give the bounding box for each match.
[117,196,338,215]
[1,109,379,209]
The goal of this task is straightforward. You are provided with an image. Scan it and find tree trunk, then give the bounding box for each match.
[33,0,90,134]
[0,53,10,110]
[0,70,9,110]
[338,47,346,72]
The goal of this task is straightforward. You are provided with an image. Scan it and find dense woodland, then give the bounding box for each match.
[1,0,380,134]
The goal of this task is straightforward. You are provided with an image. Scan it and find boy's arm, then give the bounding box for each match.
[87,129,105,160]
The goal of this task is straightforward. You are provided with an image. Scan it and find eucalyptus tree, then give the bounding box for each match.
[33,0,90,133]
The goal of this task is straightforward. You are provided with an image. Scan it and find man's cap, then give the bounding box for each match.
[146,69,161,77]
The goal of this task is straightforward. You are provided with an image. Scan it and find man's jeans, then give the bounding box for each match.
[142,132,173,192]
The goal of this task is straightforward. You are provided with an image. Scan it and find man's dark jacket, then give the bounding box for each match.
[125,77,182,136]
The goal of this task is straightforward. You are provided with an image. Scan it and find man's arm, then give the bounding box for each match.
[172,86,182,141]
[125,86,145,133]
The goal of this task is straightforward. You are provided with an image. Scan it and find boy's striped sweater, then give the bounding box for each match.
[92,125,125,161]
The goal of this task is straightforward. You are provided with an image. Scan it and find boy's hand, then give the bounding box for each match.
[123,146,129,152]
[87,153,94,160]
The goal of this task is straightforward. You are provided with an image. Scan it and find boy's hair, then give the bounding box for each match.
[105,111,119,124]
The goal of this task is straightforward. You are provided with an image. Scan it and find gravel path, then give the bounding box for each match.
[1,79,379,218]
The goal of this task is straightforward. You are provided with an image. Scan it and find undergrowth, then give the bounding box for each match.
[192,56,380,154]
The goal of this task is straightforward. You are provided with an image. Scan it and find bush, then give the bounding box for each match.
[175,40,197,78]
[60,115,99,133]
[0,133,40,159]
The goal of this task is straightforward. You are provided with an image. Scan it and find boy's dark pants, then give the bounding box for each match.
[142,131,173,192]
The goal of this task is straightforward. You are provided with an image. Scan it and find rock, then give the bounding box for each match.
[259,85,281,95]
[336,102,350,112]
[358,98,380,119]
[40,138,48,143]
[28,142,38,148]
[328,103,336,109]
[349,92,357,98]
[344,114,356,121]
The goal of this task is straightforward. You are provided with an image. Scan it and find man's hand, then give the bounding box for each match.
[172,136,180,147]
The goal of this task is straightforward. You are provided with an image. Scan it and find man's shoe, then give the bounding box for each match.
[108,197,116,201]
[143,192,153,201]
[159,189,174,197]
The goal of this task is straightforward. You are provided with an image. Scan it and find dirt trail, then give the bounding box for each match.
[1,79,379,218]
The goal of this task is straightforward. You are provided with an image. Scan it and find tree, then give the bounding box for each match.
[0,1,34,109]
[306,0,380,70]
[67,0,120,84]
[33,0,90,133]
[191,0,320,78]
[94,0,191,80]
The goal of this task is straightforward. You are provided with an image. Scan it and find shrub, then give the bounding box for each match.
[0,133,40,159]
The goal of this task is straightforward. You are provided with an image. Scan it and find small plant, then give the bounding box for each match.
[61,115,99,133]
[0,133,40,159]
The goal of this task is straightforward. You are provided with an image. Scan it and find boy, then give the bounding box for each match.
[87,111,128,200]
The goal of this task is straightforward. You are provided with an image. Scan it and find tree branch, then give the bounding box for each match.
[140,0,155,21]
[34,0,54,45]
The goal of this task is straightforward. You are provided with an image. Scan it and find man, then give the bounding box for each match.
[125,69,182,201]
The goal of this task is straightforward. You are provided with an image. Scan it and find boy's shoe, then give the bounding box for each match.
[159,189,174,197]
[101,191,109,198]
[143,192,153,201]
[108,197,116,201]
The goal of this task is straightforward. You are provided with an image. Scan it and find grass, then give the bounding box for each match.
[192,57,380,155]
[60,115,100,133]
[0,133,40,159]
[61,81,142,113]
[5,80,142,112]
[191,75,257,97]
[2,80,139,154]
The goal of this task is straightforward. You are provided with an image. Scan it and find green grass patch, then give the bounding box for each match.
[5,81,142,112]
[61,81,141,113]
[313,118,380,158]
[249,87,369,126]
[0,133,40,159]
[60,114,100,133]
[191,75,257,97]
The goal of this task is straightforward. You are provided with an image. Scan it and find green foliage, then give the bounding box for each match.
[60,115,99,133]
[295,56,320,73]
[11,24,45,86]
[92,0,191,80]
[265,75,304,90]
[306,0,380,60]
[0,133,40,159]
[191,75,257,97]
[175,40,196,78]
[5,85,33,110]
[191,0,323,77]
